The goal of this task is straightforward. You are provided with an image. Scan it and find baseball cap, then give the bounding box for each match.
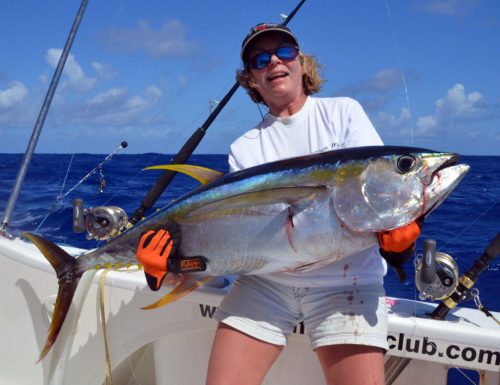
[240,23,299,61]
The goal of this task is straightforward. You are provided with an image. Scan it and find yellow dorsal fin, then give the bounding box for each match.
[144,164,223,185]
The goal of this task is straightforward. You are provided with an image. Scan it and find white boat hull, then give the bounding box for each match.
[1,234,499,385]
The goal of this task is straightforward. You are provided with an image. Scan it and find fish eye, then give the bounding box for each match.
[396,155,416,173]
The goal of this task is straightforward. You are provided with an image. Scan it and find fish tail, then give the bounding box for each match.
[22,232,83,362]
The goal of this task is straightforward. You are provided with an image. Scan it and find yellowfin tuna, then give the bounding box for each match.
[24,145,469,360]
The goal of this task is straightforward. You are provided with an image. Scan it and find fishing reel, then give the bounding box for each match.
[414,239,459,301]
[72,198,129,240]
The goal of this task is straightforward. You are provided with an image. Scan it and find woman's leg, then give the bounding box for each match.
[315,344,385,385]
[206,323,284,385]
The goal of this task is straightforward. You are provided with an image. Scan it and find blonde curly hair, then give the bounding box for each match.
[236,52,325,105]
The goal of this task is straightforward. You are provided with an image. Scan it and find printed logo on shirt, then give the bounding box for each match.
[314,142,341,153]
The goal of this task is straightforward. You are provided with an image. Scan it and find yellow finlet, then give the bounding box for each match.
[144,164,223,185]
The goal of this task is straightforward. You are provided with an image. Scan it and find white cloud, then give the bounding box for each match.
[375,83,500,141]
[90,87,128,107]
[102,19,201,58]
[336,69,405,97]
[0,48,166,139]
[416,0,481,16]
[91,62,116,79]
[45,48,96,91]
[415,84,490,136]
[367,69,405,93]
[177,74,188,89]
[0,81,32,128]
[413,115,438,137]
[124,85,162,110]
[373,107,413,137]
[335,69,413,112]
[0,81,28,109]
[79,85,163,126]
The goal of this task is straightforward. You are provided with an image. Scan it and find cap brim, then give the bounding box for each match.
[241,29,298,60]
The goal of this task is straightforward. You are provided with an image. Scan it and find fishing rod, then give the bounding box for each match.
[0,0,90,234]
[430,232,500,321]
[36,141,128,235]
[128,0,307,225]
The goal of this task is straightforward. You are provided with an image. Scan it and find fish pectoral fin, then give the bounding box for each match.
[144,164,223,185]
[141,275,211,310]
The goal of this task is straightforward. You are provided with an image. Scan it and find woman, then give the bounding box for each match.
[137,23,421,385]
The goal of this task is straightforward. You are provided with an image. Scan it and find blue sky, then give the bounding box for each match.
[0,0,499,155]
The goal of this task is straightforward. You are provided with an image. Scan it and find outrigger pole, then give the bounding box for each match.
[128,0,307,225]
[0,0,90,233]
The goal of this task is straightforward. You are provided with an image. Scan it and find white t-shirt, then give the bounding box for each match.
[228,96,386,287]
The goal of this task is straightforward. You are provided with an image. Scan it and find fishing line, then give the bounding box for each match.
[98,270,113,385]
[57,142,126,199]
[383,0,421,322]
[101,78,235,214]
[59,154,76,198]
[256,103,268,122]
[140,1,303,160]
[383,1,435,322]
[34,142,127,232]
[439,199,500,251]
[408,207,499,385]
[137,18,247,157]
[33,1,130,232]
[451,368,481,385]
[382,7,499,360]
[384,0,414,146]
[406,304,485,385]
[98,266,145,385]
[103,267,147,385]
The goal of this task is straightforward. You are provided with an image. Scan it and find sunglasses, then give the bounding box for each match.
[248,45,299,70]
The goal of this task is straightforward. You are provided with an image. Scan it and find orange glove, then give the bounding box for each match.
[378,217,424,281]
[378,220,422,253]
[136,225,179,291]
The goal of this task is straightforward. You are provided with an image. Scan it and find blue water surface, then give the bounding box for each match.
[1,153,499,309]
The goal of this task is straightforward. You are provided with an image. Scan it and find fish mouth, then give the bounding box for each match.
[423,155,470,218]
[421,153,460,187]
[433,153,460,175]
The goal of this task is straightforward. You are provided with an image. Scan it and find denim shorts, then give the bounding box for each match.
[214,275,389,350]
